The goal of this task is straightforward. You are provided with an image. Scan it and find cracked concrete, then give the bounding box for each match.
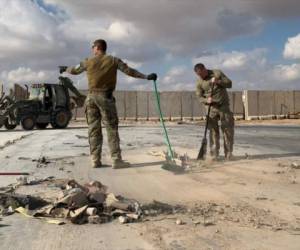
[0,122,300,250]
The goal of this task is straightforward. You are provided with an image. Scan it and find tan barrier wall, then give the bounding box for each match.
[243,90,300,120]
[4,87,300,121]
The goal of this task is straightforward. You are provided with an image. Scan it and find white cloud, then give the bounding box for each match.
[270,64,300,82]
[161,66,195,90]
[283,33,300,59]
[193,49,267,71]
[0,67,57,89]
[1,0,300,92]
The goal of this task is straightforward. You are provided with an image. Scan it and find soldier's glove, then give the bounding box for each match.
[59,66,68,74]
[147,73,157,81]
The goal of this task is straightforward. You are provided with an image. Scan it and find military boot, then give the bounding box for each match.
[210,150,220,161]
[225,152,233,161]
[91,155,102,168]
[112,159,131,169]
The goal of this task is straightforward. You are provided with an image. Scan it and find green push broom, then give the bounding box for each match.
[152,80,184,172]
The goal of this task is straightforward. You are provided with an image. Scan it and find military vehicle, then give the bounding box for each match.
[0,76,86,130]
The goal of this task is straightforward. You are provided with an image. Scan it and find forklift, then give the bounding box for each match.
[0,76,86,130]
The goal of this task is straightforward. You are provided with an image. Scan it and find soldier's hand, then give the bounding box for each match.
[147,73,157,81]
[59,66,68,74]
[211,77,220,85]
[207,97,213,104]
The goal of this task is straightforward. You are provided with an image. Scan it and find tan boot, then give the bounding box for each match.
[225,152,233,161]
[112,159,131,169]
[91,156,102,168]
[210,150,220,161]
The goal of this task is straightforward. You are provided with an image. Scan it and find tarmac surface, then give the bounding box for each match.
[0,122,300,250]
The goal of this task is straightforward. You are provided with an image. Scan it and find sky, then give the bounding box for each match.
[0,0,300,91]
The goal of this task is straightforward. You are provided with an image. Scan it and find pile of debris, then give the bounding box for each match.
[1,179,142,225]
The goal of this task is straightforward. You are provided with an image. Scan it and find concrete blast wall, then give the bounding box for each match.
[72,90,300,121]
[243,90,300,120]
[14,84,28,101]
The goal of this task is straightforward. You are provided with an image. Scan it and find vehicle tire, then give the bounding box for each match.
[51,109,71,129]
[36,122,49,129]
[4,119,17,130]
[21,116,36,130]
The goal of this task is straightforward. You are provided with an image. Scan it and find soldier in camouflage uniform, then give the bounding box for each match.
[61,39,157,168]
[194,63,234,160]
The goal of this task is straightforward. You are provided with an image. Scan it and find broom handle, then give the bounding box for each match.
[203,80,216,139]
[153,80,174,159]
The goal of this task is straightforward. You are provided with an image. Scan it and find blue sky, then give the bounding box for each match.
[222,19,300,62]
[1,0,300,91]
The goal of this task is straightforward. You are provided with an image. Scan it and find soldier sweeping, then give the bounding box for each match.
[194,63,234,160]
[61,39,157,168]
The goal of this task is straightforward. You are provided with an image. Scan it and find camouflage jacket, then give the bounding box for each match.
[67,54,147,92]
[196,69,232,106]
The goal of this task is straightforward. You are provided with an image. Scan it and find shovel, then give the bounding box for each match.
[197,80,216,160]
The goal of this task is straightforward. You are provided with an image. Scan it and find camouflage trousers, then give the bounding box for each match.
[85,93,121,163]
[207,105,234,157]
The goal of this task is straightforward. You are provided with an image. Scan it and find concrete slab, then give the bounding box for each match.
[14,84,27,100]
[181,91,193,118]
[244,90,259,119]
[114,91,126,119]
[125,91,137,119]
[284,91,295,115]
[295,91,300,114]
[258,91,274,116]
[191,92,206,118]
[274,91,287,116]
[228,91,234,113]
[148,91,159,119]
[160,92,181,120]
[232,91,244,117]
[137,91,149,119]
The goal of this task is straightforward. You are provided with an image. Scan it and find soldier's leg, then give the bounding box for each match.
[99,95,122,161]
[208,108,220,158]
[85,95,103,167]
[220,106,235,159]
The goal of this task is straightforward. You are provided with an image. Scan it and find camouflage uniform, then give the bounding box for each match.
[67,54,147,165]
[196,69,234,158]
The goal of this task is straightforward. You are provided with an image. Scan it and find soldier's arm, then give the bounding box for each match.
[216,71,232,88]
[115,58,147,79]
[66,60,87,75]
[196,81,208,104]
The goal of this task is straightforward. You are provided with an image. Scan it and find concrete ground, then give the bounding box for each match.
[0,122,300,250]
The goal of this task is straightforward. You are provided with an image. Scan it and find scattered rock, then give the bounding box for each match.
[119,216,129,224]
[18,157,31,161]
[16,176,28,185]
[291,162,300,169]
[203,220,215,227]
[256,197,268,201]
[86,207,97,216]
[176,219,184,225]
[88,215,105,224]
[33,156,51,168]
